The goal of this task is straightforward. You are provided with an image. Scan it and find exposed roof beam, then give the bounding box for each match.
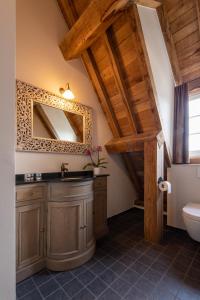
[83,49,123,137]
[104,28,140,134]
[157,5,182,85]
[105,131,159,153]
[60,0,132,60]
[59,0,162,60]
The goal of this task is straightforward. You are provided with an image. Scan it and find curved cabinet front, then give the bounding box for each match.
[46,180,95,271]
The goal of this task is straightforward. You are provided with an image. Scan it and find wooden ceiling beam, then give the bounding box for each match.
[59,0,163,60]
[157,4,183,85]
[58,0,122,138]
[60,0,132,60]
[157,5,182,85]
[57,0,78,28]
[105,131,159,153]
[104,28,140,134]
[83,49,122,137]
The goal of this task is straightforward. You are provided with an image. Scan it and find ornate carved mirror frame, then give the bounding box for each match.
[16,80,92,154]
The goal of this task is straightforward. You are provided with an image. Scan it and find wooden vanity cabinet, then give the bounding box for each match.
[94,176,109,239]
[16,184,47,283]
[46,180,95,271]
[16,179,96,280]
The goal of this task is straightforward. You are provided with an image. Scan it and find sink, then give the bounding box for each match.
[60,177,85,181]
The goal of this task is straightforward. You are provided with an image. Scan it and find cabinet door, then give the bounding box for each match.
[84,196,95,249]
[16,202,44,270]
[47,201,84,259]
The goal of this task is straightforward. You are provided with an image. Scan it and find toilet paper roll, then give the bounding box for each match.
[158,181,172,194]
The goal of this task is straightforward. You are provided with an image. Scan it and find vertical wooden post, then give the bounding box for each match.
[144,138,164,243]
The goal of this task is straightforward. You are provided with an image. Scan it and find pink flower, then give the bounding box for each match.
[84,148,92,156]
[96,146,102,152]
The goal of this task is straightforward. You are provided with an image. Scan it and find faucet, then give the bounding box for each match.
[61,163,69,178]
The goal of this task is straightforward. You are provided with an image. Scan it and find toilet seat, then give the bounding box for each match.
[183,203,200,222]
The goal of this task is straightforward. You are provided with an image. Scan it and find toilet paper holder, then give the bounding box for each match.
[157,177,164,184]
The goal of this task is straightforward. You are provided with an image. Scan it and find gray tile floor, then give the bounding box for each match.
[16,208,200,300]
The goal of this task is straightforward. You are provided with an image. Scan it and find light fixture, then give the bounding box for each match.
[59,83,75,100]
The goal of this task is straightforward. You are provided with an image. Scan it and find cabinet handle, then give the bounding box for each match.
[80,225,87,230]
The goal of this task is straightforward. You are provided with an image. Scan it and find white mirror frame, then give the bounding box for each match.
[16,80,92,154]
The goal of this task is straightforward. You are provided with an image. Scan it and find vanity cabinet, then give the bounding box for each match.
[16,184,47,283]
[46,180,95,271]
[16,179,96,281]
[94,176,109,239]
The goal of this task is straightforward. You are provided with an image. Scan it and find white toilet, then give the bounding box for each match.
[182,202,200,242]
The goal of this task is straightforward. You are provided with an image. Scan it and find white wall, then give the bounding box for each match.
[0,0,16,299]
[138,6,175,156]
[168,165,200,229]
[16,0,137,217]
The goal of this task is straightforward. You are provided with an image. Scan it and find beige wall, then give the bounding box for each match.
[0,0,16,299]
[16,0,137,217]
[138,6,175,156]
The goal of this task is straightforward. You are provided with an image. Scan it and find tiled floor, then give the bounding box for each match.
[17,208,200,300]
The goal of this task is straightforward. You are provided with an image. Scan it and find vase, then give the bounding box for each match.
[93,167,101,176]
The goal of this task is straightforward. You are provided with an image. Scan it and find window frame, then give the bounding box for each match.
[189,93,200,164]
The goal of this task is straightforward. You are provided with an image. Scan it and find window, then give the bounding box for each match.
[189,95,200,157]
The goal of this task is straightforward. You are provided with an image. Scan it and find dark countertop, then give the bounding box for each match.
[16,171,109,185]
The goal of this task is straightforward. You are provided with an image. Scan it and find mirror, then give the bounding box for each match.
[16,80,92,154]
[33,102,84,143]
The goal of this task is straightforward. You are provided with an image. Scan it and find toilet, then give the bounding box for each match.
[182,203,200,242]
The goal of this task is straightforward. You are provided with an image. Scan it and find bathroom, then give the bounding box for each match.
[1,0,200,299]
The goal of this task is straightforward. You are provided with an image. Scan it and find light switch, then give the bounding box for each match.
[197,167,200,178]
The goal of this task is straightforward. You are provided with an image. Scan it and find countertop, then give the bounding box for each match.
[16,171,109,185]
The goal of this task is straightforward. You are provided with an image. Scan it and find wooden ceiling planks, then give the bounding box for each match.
[159,0,200,84]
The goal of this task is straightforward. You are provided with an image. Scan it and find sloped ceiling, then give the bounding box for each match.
[158,0,200,85]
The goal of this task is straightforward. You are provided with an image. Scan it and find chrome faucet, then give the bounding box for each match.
[61,163,69,178]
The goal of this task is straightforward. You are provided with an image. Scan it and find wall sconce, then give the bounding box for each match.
[59,83,75,100]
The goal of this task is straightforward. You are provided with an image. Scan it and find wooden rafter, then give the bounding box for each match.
[59,0,132,60]
[104,28,140,134]
[157,4,182,85]
[58,0,122,138]
[130,5,162,132]
[83,50,122,137]
[59,0,162,60]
